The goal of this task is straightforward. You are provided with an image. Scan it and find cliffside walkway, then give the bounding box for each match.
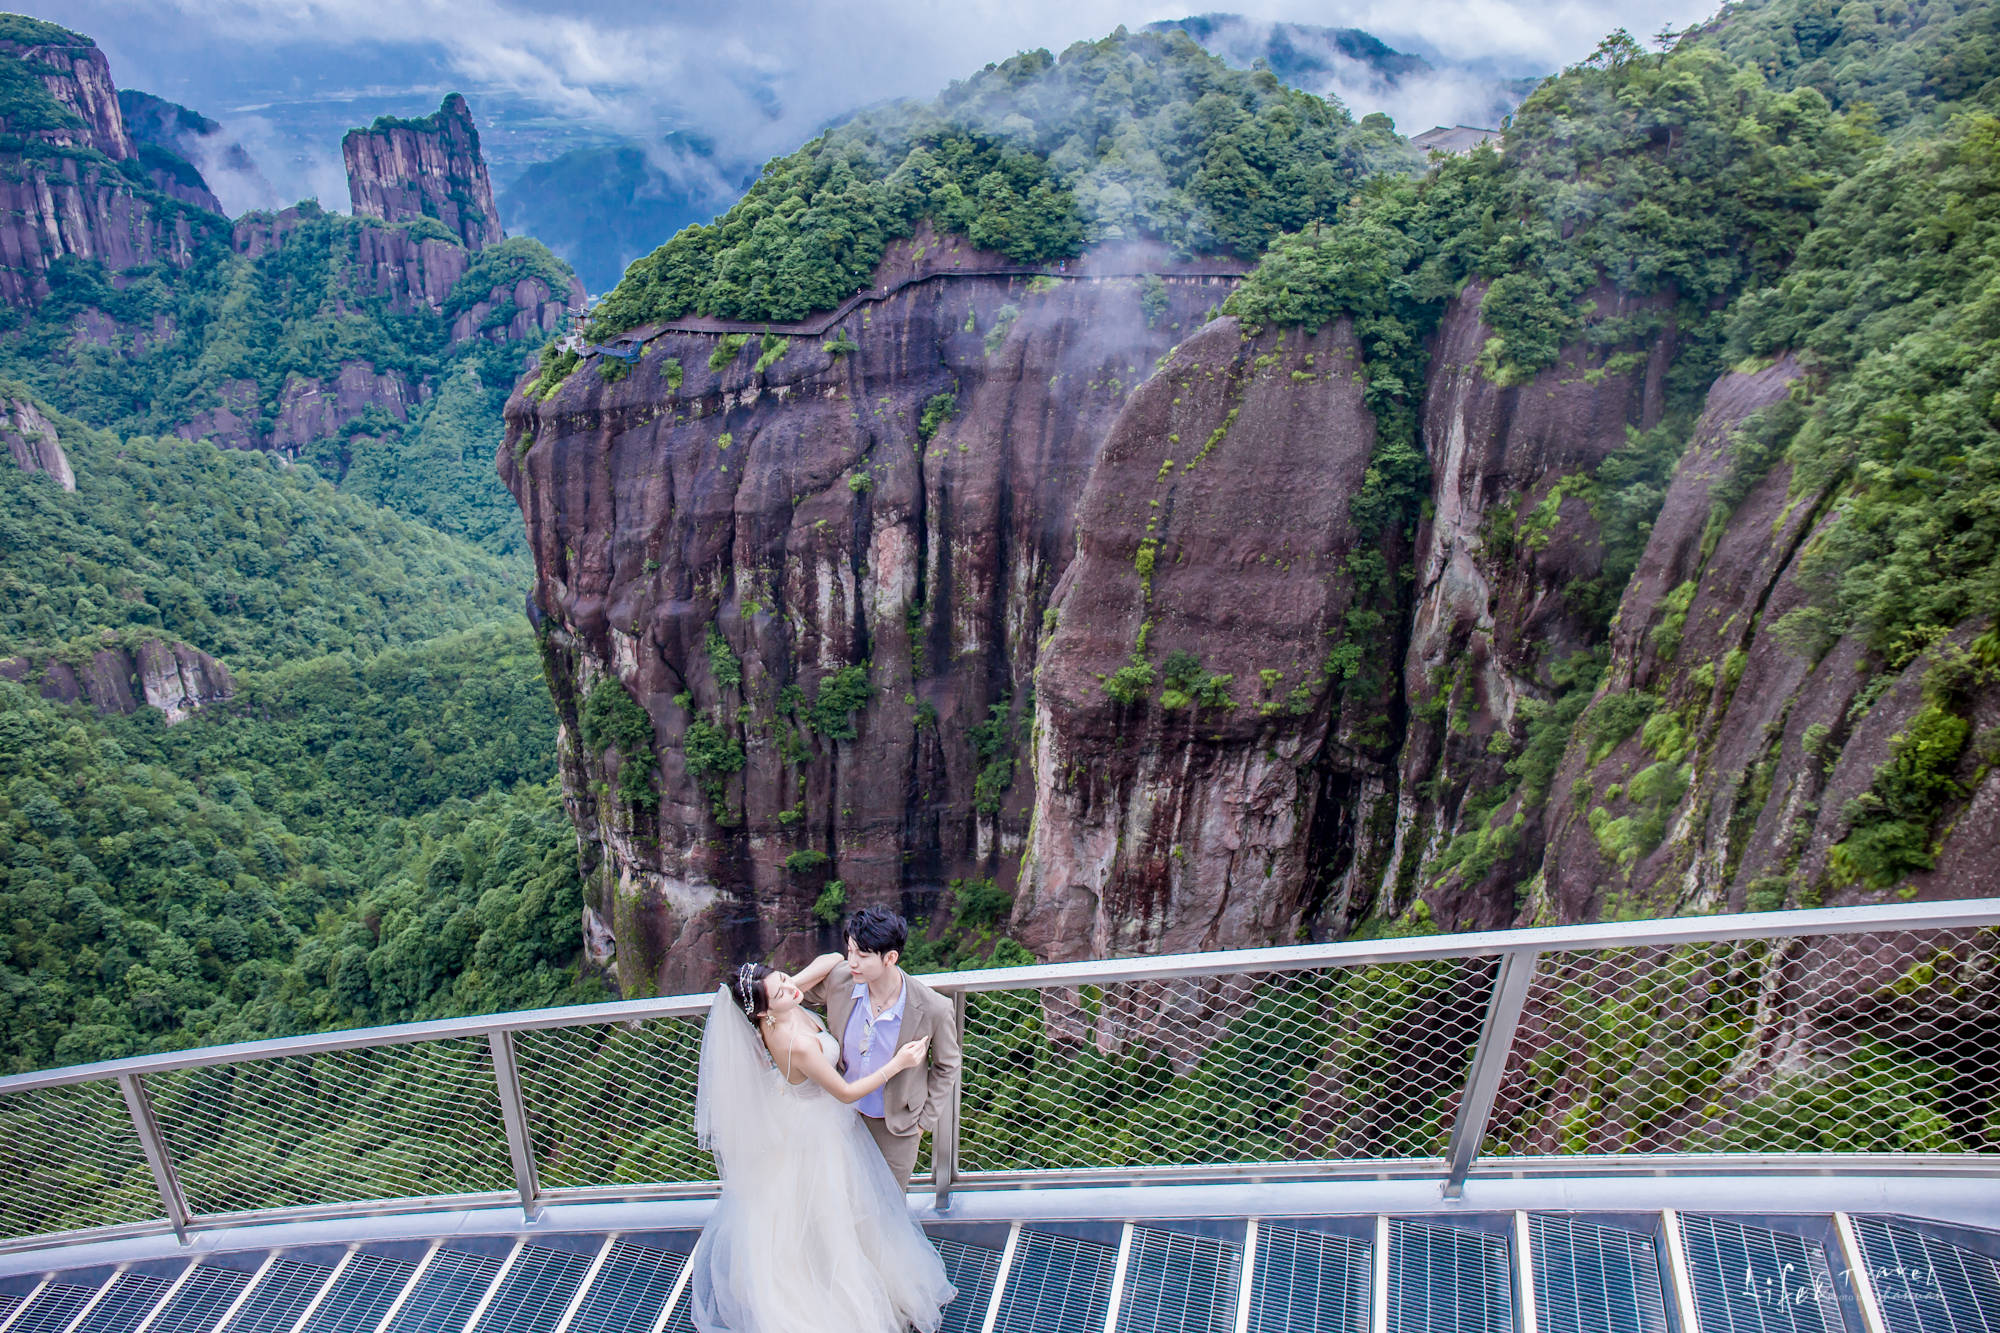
[585,258,1250,356]
[2,898,1995,1270]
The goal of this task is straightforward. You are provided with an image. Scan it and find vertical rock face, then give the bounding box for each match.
[231,208,311,259]
[0,638,233,722]
[173,379,261,452]
[449,275,579,344]
[1380,281,1676,928]
[342,94,504,251]
[268,363,421,455]
[1531,349,2000,917]
[115,91,234,216]
[0,154,207,306]
[0,28,133,160]
[1,398,74,491]
[0,26,212,307]
[1019,317,1404,961]
[511,243,2000,991]
[501,232,1240,994]
[351,224,471,312]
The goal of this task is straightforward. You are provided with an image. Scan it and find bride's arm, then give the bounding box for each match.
[778,1030,930,1105]
[789,952,844,996]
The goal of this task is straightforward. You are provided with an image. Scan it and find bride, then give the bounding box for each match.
[686,960,957,1333]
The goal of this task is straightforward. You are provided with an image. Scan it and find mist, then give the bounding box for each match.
[39,0,1713,212]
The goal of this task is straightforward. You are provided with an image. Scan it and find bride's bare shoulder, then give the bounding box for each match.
[760,1019,815,1059]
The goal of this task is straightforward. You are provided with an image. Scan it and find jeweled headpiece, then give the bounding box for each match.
[733,963,759,1019]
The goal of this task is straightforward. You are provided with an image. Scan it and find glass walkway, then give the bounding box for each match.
[3,1209,1998,1333]
[2,900,1995,1333]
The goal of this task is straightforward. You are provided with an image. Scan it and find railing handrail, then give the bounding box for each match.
[4,898,1995,1095]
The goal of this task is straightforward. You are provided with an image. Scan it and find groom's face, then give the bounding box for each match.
[846,937,898,984]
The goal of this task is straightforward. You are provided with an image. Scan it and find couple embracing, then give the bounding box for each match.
[686,907,960,1333]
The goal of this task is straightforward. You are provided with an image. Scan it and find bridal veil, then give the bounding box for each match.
[685,986,954,1333]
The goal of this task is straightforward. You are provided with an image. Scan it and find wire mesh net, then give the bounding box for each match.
[515,1017,713,1189]
[957,957,1498,1171]
[1482,928,2000,1155]
[0,1078,159,1237]
[147,1036,512,1214]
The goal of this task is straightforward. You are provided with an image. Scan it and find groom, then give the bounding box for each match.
[804,906,961,1190]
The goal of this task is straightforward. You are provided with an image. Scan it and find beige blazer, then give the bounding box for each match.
[807,960,961,1138]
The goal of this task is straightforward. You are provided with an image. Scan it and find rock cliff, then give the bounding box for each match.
[2,398,73,491]
[343,95,504,251]
[0,25,132,160]
[116,91,237,215]
[1377,281,1678,929]
[507,230,2000,992]
[1020,316,1405,962]
[0,23,213,306]
[502,229,1242,992]
[0,636,233,723]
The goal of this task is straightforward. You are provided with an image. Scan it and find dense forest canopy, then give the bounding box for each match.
[8,200,570,558]
[0,400,590,1071]
[587,26,1416,333]
[1710,0,2000,125]
[0,400,525,667]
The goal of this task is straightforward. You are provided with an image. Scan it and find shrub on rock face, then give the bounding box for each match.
[580,678,653,755]
[681,719,744,820]
[807,665,873,739]
[581,678,661,809]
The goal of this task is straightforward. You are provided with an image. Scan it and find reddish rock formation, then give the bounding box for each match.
[0,28,214,306]
[1531,352,2000,918]
[501,228,1241,993]
[268,363,419,455]
[0,27,133,160]
[174,379,260,452]
[1378,281,1677,929]
[1020,317,1404,962]
[231,208,311,259]
[352,223,470,312]
[343,94,504,251]
[451,276,577,345]
[117,90,246,217]
[1,397,73,491]
[0,637,233,723]
[507,234,1999,994]
[0,151,209,307]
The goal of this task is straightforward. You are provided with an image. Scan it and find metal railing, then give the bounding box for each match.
[3,900,1996,1252]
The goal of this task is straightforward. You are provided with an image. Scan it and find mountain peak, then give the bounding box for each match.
[342,92,504,250]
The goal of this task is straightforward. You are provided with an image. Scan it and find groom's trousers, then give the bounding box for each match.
[863,1114,921,1191]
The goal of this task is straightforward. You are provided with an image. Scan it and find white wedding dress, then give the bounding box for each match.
[686,988,956,1333]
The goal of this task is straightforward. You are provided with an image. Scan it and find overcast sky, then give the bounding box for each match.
[42,0,1714,209]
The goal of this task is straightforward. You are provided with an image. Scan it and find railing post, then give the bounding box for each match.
[487,1030,542,1219]
[1440,948,1539,1198]
[116,1072,192,1241]
[932,990,966,1211]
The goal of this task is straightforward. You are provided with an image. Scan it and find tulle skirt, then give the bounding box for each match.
[686,1075,956,1333]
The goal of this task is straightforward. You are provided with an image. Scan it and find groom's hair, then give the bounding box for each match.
[845,907,907,958]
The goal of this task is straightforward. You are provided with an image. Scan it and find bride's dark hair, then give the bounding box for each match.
[731,963,775,1020]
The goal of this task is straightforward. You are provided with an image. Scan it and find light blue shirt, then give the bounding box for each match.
[842,977,907,1119]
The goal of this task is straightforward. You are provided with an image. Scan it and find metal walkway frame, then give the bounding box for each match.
[2,900,1996,1260]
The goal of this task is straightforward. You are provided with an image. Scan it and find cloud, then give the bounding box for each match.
[51,0,1717,205]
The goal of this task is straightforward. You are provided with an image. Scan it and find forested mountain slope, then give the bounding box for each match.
[0,24,601,1073]
[506,2,2000,996]
[0,392,598,1073]
[587,29,1416,333]
[0,20,580,556]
